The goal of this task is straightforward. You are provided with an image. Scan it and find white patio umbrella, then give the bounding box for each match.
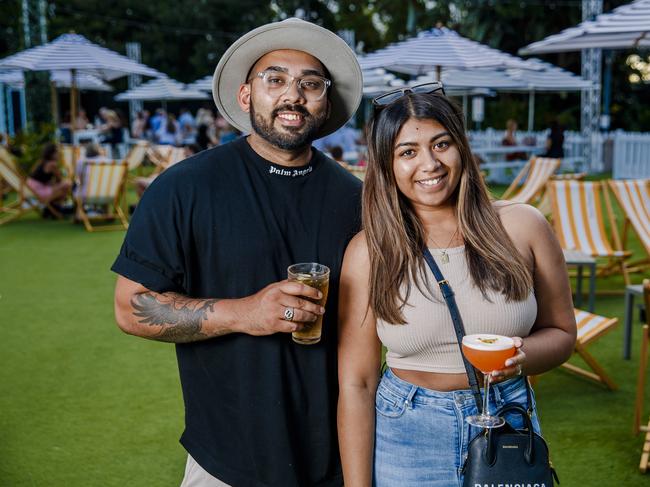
[0,33,163,128]
[359,27,539,79]
[416,59,592,129]
[115,78,209,109]
[361,68,407,97]
[188,68,410,100]
[519,0,650,54]
[0,69,112,91]
[186,75,213,93]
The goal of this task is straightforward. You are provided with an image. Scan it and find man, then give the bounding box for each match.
[112,18,363,487]
[178,107,197,144]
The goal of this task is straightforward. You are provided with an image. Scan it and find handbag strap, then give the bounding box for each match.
[422,248,534,417]
[422,248,483,411]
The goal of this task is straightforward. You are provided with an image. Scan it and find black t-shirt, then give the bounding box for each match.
[111,137,362,487]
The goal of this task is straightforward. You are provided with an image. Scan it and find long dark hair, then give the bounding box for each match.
[363,93,532,324]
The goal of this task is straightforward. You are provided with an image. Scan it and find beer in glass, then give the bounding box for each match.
[287,263,330,345]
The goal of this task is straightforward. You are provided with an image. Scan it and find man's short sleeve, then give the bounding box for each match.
[111,173,187,294]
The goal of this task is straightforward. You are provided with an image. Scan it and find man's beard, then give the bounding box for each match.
[249,103,327,151]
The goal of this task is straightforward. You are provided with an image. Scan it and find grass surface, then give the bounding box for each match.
[0,180,648,486]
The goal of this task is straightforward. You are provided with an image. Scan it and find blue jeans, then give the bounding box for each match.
[373,368,541,487]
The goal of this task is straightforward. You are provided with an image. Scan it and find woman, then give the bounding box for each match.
[337,88,576,486]
[27,143,72,213]
[543,120,565,158]
[98,108,124,157]
[156,113,181,146]
[501,119,526,161]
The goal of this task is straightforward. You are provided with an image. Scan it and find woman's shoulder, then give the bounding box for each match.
[346,230,369,258]
[493,200,551,243]
[493,200,544,220]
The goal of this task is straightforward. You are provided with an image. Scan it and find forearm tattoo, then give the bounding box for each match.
[131,292,221,343]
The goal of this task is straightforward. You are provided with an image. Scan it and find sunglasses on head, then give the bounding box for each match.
[372,82,445,113]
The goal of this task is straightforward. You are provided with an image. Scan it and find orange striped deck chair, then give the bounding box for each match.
[562,308,619,390]
[502,157,561,205]
[608,179,650,274]
[547,180,630,284]
[75,161,128,232]
[0,149,63,224]
[634,280,650,472]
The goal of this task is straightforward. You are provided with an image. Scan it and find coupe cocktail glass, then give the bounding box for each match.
[462,334,516,428]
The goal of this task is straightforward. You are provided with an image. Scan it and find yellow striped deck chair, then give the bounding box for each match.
[562,308,619,390]
[0,153,63,224]
[75,161,128,232]
[608,179,650,274]
[548,180,630,284]
[502,156,561,205]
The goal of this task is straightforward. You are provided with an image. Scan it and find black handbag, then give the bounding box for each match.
[422,248,559,486]
[461,403,559,486]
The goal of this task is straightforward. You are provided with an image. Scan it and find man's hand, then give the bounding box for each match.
[235,280,325,336]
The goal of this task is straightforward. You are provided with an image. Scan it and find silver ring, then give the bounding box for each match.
[284,307,295,322]
[516,364,523,376]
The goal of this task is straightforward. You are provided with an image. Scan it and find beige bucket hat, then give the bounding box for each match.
[212,18,362,138]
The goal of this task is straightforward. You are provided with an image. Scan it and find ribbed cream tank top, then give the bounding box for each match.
[376,246,537,373]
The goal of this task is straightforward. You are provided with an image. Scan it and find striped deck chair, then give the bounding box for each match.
[59,144,81,181]
[0,157,63,224]
[634,280,650,472]
[125,140,149,172]
[146,145,174,173]
[75,161,128,232]
[502,156,561,205]
[166,147,187,168]
[562,308,619,390]
[547,180,631,284]
[608,179,650,274]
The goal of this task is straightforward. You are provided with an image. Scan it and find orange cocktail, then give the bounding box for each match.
[461,334,516,373]
[461,334,517,429]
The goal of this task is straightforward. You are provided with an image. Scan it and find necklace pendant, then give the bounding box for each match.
[440,251,450,264]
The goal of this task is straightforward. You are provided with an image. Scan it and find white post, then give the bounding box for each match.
[19,87,27,130]
[527,91,535,132]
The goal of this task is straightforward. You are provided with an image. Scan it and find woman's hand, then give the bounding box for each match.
[490,336,525,382]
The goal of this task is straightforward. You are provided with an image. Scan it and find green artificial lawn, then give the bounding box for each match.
[0,178,648,486]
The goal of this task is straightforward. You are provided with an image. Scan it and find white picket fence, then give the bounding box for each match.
[610,130,650,179]
[469,128,650,179]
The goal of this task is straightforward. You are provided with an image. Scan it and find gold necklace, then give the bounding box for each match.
[428,227,460,264]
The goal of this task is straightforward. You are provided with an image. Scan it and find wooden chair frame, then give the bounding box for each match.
[634,280,650,472]
[561,308,619,390]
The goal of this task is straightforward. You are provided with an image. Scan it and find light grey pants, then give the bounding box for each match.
[180,455,231,487]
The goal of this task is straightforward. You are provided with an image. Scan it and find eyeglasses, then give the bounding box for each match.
[250,70,331,101]
[372,82,445,112]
